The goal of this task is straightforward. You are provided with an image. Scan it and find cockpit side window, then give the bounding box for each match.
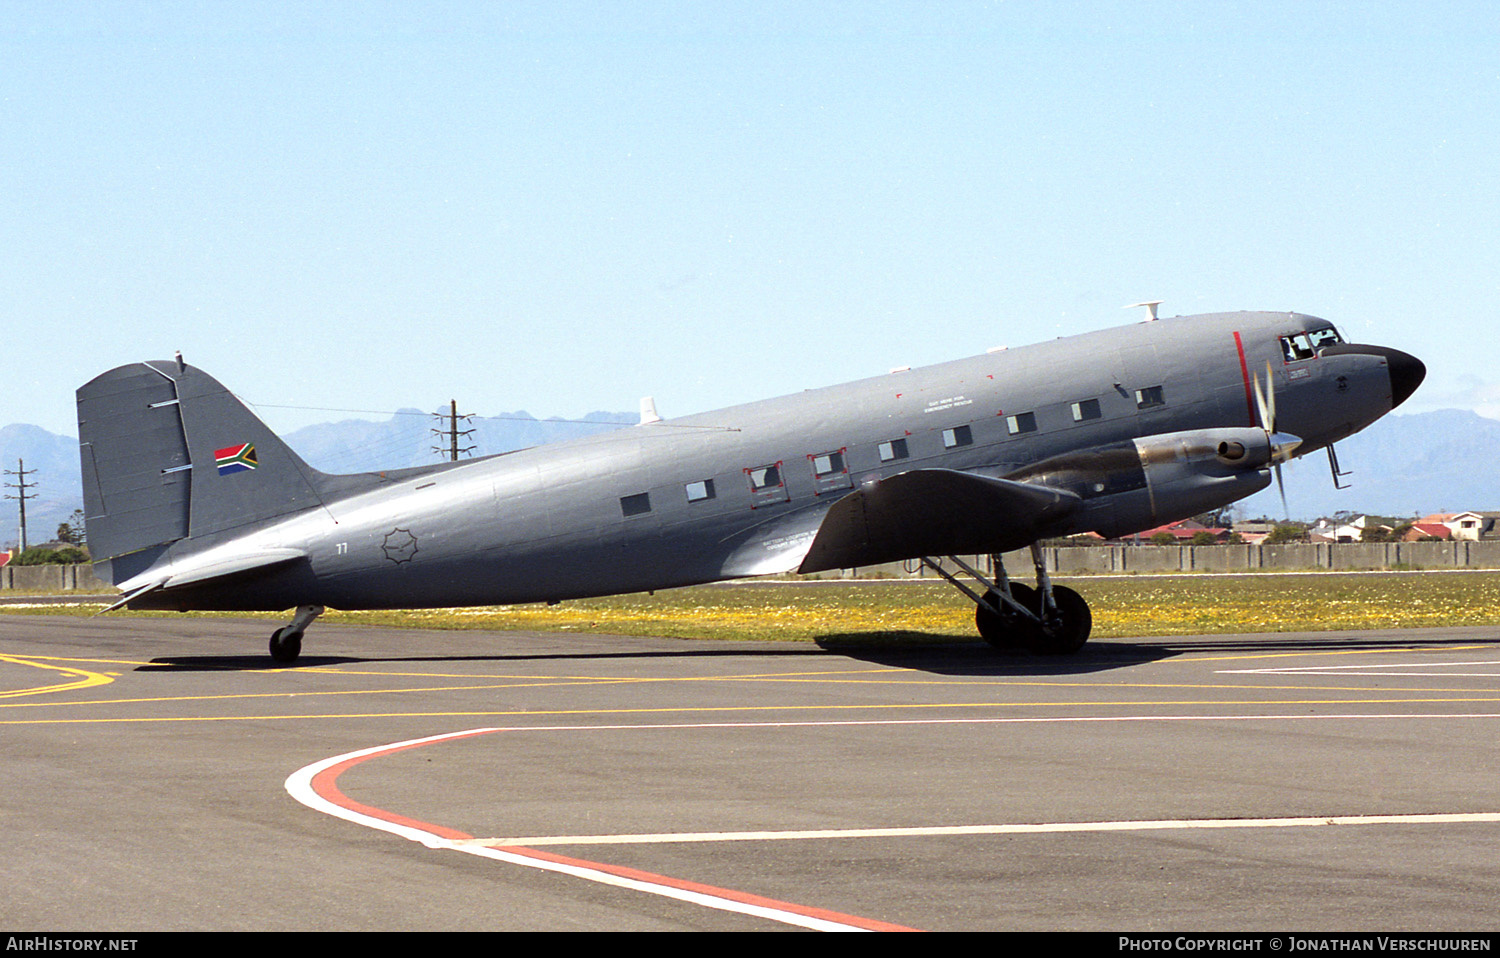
[1307,326,1342,350]
[1280,326,1342,363]
[1281,333,1315,362]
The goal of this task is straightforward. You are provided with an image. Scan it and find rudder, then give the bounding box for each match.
[78,359,327,580]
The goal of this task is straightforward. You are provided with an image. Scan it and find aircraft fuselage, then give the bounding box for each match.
[113,310,1419,612]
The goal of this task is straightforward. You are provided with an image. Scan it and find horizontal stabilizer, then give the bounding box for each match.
[798,469,1080,573]
[115,547,307,598]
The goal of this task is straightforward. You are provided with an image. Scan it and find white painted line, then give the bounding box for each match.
[286,713,1500,930]
[285,728,911,932]
[469,812,1500,848]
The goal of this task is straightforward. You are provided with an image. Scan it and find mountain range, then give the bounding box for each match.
[3,408,1496,549]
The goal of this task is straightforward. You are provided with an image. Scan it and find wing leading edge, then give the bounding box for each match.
[796,469,1080,574]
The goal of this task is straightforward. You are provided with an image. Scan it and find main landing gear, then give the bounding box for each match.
[921,546,1092,654]
[269,604,324,664]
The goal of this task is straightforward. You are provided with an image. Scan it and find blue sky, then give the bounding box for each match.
[3,1,1496,437]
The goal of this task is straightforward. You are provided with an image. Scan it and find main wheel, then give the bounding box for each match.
[975,584,1041,649]
[269,627,303,664]
[1022,585,1092,655]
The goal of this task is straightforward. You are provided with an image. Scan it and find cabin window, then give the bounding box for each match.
[685,479,715,503]
[811,450,845,477]
[747,463,781,490]
[1135,386,1166,409]
[878,438,909,462]
[620,492,652,517]
[1007,412,1037,435]
[1071,399,1101,422]
[745,461,789,506]
[809,449,852,495]
[942,425,973,449]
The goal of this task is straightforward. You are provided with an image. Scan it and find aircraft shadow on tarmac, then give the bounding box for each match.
[133,629,1499,676]
[135,646,839,672]
[818,629,1500,676]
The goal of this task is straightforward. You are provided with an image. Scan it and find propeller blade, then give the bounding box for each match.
[1252,364,1274,434]
[1264,361,1277,434]
[1276,462,1289,518]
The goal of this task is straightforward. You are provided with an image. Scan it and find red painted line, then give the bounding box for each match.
[307,730,492,842]
[499,844,916,932]
[1232,330,1256,426]
[305,728,917,932]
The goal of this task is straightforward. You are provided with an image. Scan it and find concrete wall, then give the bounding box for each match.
[827,540,1500,579]
[0,563,112,591]
[3,543,1500,592]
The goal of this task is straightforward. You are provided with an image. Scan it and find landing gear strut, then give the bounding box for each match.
[922,546,1092,654]
[269,604,324,664]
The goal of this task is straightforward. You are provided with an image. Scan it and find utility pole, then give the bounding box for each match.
[431,400,476,462]
[4,458,37,552]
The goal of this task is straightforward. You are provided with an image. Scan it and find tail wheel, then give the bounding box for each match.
[975,583,1040,649]
[1023,585,1092,655]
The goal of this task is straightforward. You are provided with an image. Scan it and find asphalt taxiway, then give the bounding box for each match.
[4,613,1500,931]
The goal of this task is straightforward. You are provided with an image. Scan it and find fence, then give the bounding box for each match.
[831,539,1500,579]
[0,563,113,592]
[4,540,1500,592]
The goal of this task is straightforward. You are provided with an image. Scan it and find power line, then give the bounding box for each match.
[238,398,738,432]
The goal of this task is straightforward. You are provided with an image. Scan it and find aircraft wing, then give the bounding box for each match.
[796,469,1080,574]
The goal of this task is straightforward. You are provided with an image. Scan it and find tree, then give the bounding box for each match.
[1190,507,1236,529]
[1265,523,1308,544]
[11,547,89,565]
[1150,531,1177,546]
[56,509,86,546]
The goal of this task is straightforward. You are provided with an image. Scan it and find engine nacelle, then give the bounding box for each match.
[1006,427,1277,539]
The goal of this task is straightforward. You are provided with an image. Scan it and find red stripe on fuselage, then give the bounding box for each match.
[1232,331,1256,426]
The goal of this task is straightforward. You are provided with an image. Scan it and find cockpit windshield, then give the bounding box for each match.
[1280,326,1343,362]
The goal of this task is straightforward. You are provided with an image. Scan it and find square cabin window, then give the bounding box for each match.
[1007,411,1037,435]
[811,450,845,478]
[745,462,789,507]
[942,425,973,449]
[620,492,651,517]
[1135,385,1166,409]
[685,479,715,503]
[1071,399,1101,422]
[747,463,781,491]
[878,438,909,462]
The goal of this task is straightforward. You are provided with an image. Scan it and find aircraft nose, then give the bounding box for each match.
[1319,343,1426,409]
[1384,347,1425,408]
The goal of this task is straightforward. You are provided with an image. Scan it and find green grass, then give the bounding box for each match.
[5,571,1500,643]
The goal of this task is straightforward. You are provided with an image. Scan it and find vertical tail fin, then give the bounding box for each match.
[78,360,326,582]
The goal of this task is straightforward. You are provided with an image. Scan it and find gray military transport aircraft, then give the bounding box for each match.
[78,308,1423,663]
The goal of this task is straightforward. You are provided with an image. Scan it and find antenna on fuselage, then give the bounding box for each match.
[639,396,662,425]
[1126,301,1162,321]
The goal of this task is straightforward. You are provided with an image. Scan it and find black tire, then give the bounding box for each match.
[1023,585,1092,655]
[975,584,1040,649]
[269,627,303,664]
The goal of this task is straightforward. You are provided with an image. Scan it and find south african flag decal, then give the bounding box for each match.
[214,443,258,476]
